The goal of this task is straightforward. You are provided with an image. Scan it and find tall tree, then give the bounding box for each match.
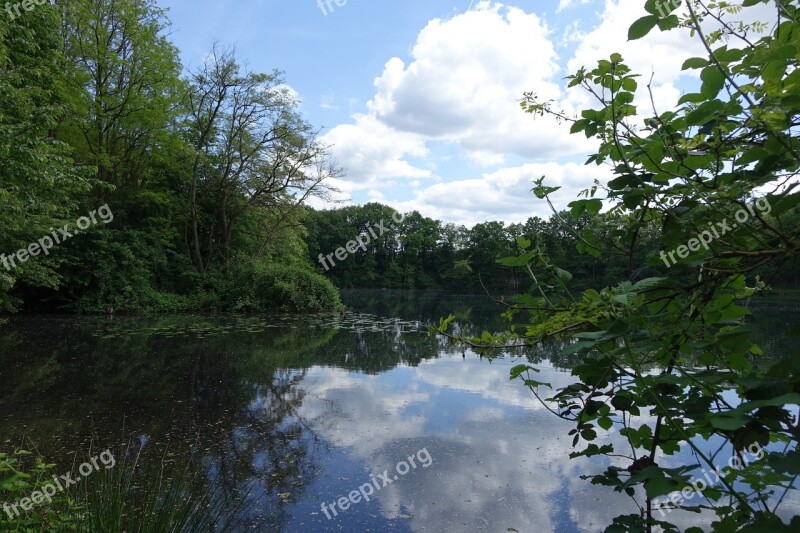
[0,2,90,310]
[184,45,338,273]
[60,0,182,194]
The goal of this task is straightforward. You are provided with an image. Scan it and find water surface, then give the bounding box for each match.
[1,291,797,531]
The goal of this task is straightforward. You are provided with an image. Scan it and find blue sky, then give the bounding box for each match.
[159,0,760,225]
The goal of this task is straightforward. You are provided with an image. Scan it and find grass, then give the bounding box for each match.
[1,445,252,532]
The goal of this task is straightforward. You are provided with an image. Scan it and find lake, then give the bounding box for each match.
[1,290,798,531]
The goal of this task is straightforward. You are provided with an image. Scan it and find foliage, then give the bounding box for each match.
[303,203,648,291]
[0,450,85,531]
[436,0,800,531]
[211,258,343,314]
[76,448,249,532]
[0,0,341,314]
[0,2,92,312]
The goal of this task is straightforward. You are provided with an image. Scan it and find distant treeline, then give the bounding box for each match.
[304,202,800,293]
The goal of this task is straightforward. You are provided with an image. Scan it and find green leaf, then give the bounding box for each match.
[657,15,680,31]
[682,57,709,70]
[700,66,726,99]
[678,92,707,104]
[621,78,637,92]
[611,394,635,411]
[631,277,665,292]
[586,199,603,214]
[555,267,573,281]
[628,15,659,41]
[709,412,752,431]
[641,467,681,499]
[562,341,598,355]
[497,253,534,267]
[533,185,560,199]
[643,0,662,15]
[570,119,589,134]
[510,364,537,379]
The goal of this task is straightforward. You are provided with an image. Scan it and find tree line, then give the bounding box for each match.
[304,202,800,294]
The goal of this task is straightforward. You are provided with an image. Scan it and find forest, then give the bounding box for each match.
[304,202,800,292]
[0,0,341,314]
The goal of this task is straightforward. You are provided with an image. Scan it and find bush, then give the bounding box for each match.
[60,242,342,314]
[213,258,343,313]
[257,263,344,313]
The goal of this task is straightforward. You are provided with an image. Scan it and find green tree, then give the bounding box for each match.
[183,45,338,273]
[0,1,340,314]
[0,2,91,311]
[60,0,182,193]
[468,221,517,290]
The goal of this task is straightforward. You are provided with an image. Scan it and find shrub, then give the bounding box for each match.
[216,259,342,313]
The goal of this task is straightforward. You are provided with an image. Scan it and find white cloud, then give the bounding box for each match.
[321,1,594,200]
[321,113,434,188]
[567,0,704,83]
[318,0,778,226]
[381,161,610,226]
[366,2,589,163]
[556,0,594,14]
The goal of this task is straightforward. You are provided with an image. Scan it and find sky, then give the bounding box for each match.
[158,0,744,226]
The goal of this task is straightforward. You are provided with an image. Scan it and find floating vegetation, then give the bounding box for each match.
[94,312,424,340]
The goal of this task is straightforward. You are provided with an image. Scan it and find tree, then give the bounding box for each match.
[183,45,339,273]
[60,0,182,193]
[1,1,341,314]
[0,1,91,311]
[468,221,517,290]
[436,1,800,530]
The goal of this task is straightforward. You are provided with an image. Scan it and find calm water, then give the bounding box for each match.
[1,291,798,531]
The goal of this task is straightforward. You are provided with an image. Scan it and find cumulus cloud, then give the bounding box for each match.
[321,113,434,186]
[383,161,611,226]
[562,0,706,114]
[321,2,594,196]
[319,0,775,225]
[369,2,597,163]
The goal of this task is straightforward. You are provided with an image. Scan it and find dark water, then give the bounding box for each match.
[1,291,798,531]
